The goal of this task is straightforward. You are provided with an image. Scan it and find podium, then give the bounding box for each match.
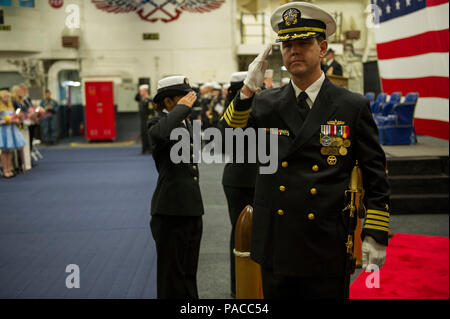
[327,74,349,89]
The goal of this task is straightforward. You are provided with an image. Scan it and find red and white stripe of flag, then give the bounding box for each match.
[375,0,449,139]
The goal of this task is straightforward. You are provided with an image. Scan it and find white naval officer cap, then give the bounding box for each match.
[153,75,192,103]
[270,2,336,43]
[229,71,247,84]
[139,84,149,91]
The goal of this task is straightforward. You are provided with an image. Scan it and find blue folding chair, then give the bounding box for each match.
[371,93,387,114]
[381,92,402,116]
[378,93,419,145]
[374,92,402,127]
[403,92,418,104]
[365,92,375,103]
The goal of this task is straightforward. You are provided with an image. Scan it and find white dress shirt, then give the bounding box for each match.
[240,71,326,109]
[290,71,326,108]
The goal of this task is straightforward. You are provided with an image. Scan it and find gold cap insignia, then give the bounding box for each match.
[283,8,300,26]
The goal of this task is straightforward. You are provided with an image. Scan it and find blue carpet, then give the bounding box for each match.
[0,147,157,298]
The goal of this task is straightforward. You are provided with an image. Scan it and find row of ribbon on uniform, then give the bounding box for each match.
[320,123,351,166]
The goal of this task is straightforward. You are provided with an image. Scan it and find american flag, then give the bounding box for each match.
[373,0,449,140]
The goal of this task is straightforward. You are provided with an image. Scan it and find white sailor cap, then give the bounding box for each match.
[270,2,336,43]
[153,75,192,103]
[281,77,291,85]
[139,84,149,91]
[229,71,247,84]
[212,82,222,90]
[200,82,214,90]
[264,69,274,78]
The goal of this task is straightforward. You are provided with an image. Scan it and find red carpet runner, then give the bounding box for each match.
[350,233,449,299]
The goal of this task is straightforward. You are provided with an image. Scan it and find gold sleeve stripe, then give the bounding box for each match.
[230,102,251,115]
[227,121,247,128]
[229,113,250,120]
[224,117,247,128]
[223,110,234,126]
[222,100,251,128]
[223,115,231,125]
[225,105,236,120]
[229,118,248,125]
[225,109,247,123]
[232,109,251,116]
[223,113,233,127]
[367,209,390,217]
[363,224,389,232]
[225,107,238,120]
[365,220,389,228]
[223,110,248,128]
[366,214,390,222]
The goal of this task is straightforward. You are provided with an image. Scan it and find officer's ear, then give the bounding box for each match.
[319,39,328,59]
[163,97,175,110]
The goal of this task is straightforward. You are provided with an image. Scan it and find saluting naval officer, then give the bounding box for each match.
[148,76,204,299]
[219,2,390,299]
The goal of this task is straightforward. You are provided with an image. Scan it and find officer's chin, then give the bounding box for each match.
[287,64,308,78]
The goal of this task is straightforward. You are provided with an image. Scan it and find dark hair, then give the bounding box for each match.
[154,95,180,113]
[155,100,165,112]
[316,35,326,44]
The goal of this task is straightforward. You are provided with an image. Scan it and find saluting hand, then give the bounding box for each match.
[178,91,197,108]
[244,43,272,94]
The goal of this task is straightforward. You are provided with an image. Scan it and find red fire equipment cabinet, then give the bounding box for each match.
[84,81,116,141]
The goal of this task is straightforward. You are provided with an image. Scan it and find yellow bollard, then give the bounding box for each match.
[234,205,264,299]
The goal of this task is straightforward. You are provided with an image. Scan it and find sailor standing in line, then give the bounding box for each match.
[322,48,343,76]
[138,84,154,154]
[148,76,204,299]
[219,2,390,298]
[221,71,258,298]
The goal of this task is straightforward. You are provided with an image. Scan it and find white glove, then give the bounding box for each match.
[244,44,272,93]
[362,236,386,270]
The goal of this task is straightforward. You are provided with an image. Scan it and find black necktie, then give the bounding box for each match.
[297,91,310,121]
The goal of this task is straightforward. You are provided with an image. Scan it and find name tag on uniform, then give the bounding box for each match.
[265,128,290,136]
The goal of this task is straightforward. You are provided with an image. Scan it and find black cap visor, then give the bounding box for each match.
[153,84,193,103]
